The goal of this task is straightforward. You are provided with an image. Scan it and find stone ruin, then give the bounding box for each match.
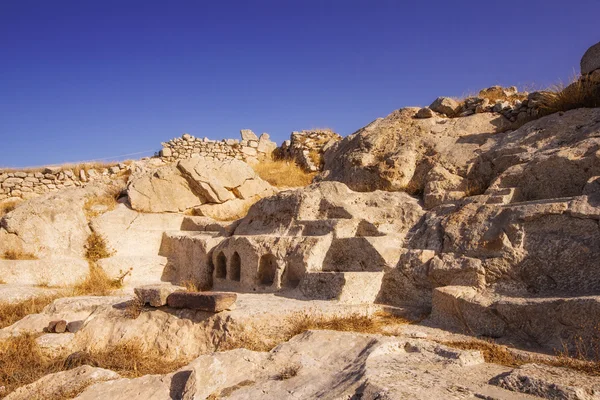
[275,129,342,172]
[159,129,277,164]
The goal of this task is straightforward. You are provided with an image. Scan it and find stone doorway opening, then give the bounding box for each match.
[230,252,241,282]
[258,254,277,286]
[216,251,227,279]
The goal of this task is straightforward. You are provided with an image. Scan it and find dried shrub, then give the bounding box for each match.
[122,297,144,319]
[2,250,38,260]
[85,232,113,263]
[252,159,316,188]
[0,335,187,397]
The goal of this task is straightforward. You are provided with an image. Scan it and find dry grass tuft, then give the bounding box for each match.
[2,250,38,260]
[181,280,204,292]
[252,159,316,187]
[272,364,301,380]
[538,76,600,115]
[0,200,20,218]
[71,264,123,297]
[443,336,600,376]
[0,335,188,397]
[83,185,123,220]
[0,295,62,329]
[442,340,528,368]
[85,232,114,263]
[217,311,410,353]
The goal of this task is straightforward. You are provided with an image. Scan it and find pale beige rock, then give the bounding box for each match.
[74,330,528,400]
[5,366,120,400]
[581,41,600,75]
[0,258,89,286]
[127,165,203,213]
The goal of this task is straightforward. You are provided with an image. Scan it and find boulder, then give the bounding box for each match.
[581,41,600,75]
[415,107,435,118]
[127,165,203,213]
[0,186,102,258]
[166,291,237,312]
[240,129,259,141]
[429,97,460,116]
[47,319,67,333]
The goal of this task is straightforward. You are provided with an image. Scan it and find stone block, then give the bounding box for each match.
[166,291,237,312]
[134,283,185,307]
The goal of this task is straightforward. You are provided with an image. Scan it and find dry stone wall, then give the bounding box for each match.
[159,130,276,164]
[0,163,131,201]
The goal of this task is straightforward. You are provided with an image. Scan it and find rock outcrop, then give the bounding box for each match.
[127,156,275,219]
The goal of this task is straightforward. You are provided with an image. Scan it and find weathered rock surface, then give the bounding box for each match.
[166,291,237,312]
[127,156,275,219]
[0,186,101,258]
[127,165,203,213]
[134,283,184,307]
[73,330,537,400]
[318,108,510,194]
[5,366,120,400]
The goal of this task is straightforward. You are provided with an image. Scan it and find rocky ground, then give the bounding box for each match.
[1,42,600,399]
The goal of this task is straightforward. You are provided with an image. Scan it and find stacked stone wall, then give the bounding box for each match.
[159,130,276,164]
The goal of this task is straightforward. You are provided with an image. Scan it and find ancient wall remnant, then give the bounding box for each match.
[275,129,342,172]
[159,130,277,164]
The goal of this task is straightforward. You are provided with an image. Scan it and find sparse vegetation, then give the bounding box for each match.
[84,232,114,262]
[83,185,123,220]
[538,75,600,115]
[0,200,20,218]
[0,295,61,329]
[72,264,123,297]
[252,158,316,187]
[217,311,411,352]
[2,249,38,260]
[272,364,301,380]
[0,335,188,397]
[443,336,600,376]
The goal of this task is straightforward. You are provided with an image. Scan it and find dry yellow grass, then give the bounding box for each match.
[0,200,20,218]
[0,335,188,397]
[217,311,410,352]
[252,159,316,187]
[83,185,123,220]
[72,264,124,297]
[2,249,38,260]
[0,295,62,329]
[538,75,600,115]
[443,337,600,376]
[84,232,114,263]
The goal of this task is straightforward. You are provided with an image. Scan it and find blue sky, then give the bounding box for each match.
[1,0,598,167]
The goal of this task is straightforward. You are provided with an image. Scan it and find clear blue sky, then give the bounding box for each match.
[1,0,598,168]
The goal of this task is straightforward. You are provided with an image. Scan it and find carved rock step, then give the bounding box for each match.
[166,291,237,312]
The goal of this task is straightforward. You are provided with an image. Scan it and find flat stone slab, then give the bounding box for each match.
[134,284,185,307]
[166,291,237,312]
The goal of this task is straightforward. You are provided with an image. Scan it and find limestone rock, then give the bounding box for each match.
[166,291,237,312]
[494,363,600,399]
[5,366,120,400]
[134,283,184,307]
[127,165,203,213]
[415,107,435,118]
[581,41,600,75]
[240,129,259,141]
[0,187,101,258]
[318,108,510,192]
[429,96,460,116]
